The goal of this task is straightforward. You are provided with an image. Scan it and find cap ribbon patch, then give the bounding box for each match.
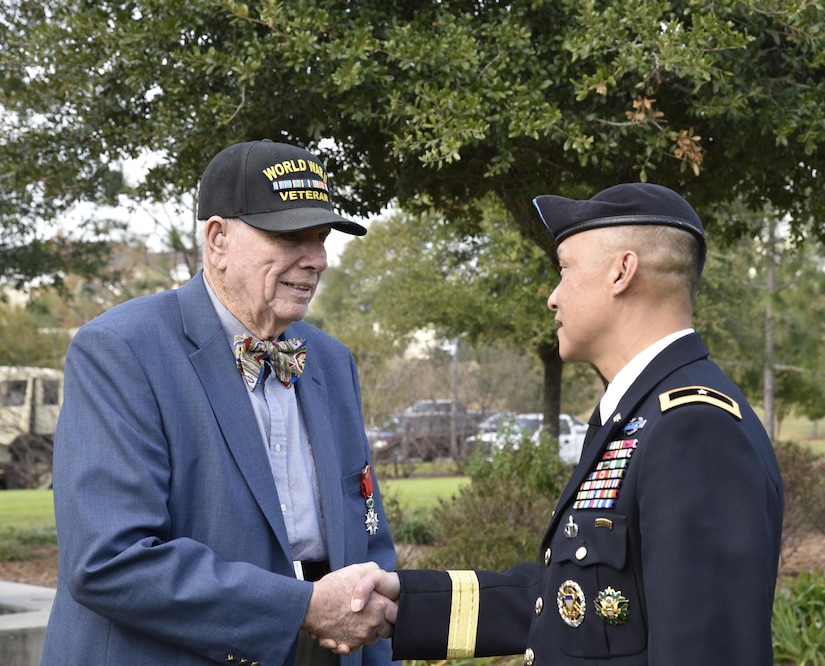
[271,178,329,193]
[263,159,331,203]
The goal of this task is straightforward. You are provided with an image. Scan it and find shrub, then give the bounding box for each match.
[418,436,569,571]
[772,570,825,665]
[773,441,825,567]
[381,492,436,546]
[0,527,57,562]
[392,509,437,546]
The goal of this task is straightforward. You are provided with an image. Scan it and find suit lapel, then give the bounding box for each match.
[178,276,292,551]
[290,326,347,568]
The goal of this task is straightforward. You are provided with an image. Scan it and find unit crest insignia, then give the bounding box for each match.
[594,586,629,625]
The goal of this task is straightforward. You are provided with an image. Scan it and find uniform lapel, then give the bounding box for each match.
[546,412,621,534]
[545,333,711,536]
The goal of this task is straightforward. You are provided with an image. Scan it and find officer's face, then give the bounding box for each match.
[547,230,615,367]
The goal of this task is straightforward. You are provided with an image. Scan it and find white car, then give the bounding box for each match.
[466,413,544,454]
[468,412,587,464]
[532,413,588,465]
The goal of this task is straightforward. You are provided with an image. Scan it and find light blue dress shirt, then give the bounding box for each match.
[202,274,327,561]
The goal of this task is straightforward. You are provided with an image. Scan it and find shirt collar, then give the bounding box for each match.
[598,329,694,425]
[202,272,252,351]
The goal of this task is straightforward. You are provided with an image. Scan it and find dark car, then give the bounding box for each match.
[370,401,478,462]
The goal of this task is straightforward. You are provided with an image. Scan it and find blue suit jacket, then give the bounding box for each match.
[41,273,396,665]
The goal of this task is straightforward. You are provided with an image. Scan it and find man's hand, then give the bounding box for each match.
[315,568,401,654]
[351,568,400,611]
[301,562,397,655]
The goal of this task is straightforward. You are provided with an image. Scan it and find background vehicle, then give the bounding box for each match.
[370,400,478,462]
[466,412,588,465]
[534,413,588,465]
[365,417,401,443]
[475,411,515,434]
[0,366,63,489]
[403,399,464,416]
[466,412,544,455]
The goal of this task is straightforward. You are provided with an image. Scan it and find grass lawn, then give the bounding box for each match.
[0,490,56,530]
[0,490,57,561]
[380,475,470,511]
[775,416,825,456]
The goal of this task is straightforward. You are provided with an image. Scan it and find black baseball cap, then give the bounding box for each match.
[532,183,705,247]
[197,139,367,236]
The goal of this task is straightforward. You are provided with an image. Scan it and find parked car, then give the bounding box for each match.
[403,399,466,416]
[366,418,402,453]
[475,410,512,434]
[465,412,544,455]
[468,412,587,464]
[371,400,478,462]
[532,413,588,465]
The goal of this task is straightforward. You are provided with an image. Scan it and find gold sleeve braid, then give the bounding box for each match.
[446,570,480,659]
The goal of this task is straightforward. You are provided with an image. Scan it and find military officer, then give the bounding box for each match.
[347,183,784,665]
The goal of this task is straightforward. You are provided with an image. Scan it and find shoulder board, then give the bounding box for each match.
[658,385,742,420]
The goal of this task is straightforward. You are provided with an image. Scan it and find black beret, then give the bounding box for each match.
[532,183,705,247]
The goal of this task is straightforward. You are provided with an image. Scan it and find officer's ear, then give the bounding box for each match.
[609,250,639,296]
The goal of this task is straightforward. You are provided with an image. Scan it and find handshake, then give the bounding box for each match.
[301,562,400,655]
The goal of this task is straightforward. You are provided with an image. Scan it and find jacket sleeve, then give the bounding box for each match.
[392,562,540,660]
[636,402,783,664]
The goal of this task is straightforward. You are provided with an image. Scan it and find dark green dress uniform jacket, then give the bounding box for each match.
[392,333,783,665]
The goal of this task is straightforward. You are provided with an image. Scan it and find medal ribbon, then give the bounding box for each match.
[361,465,379,535]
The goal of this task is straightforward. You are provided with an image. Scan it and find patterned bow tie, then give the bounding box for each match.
[234,335,307,391]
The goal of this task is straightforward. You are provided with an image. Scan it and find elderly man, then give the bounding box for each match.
[350,183,783,665]
[42,140,396,665]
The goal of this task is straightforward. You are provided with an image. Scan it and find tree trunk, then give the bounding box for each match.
[538,341,563,438]
[763,223,776,442]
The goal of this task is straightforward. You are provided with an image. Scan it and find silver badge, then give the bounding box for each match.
[564,515,579,539]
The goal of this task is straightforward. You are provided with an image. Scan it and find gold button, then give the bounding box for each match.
[524,647,535,666]
[226,657,236,663]
[535,596,544,615]
[544,548,552,565]
[575,546,587,560]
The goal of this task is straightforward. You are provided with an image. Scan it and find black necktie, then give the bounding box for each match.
[582,404,602,452]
